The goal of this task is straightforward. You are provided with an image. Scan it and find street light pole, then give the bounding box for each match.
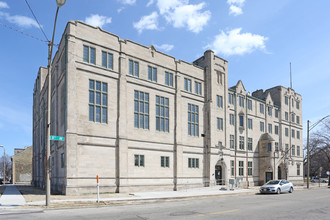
[307,120,310,189]
[0,145,4,185]
[46,0,66,207]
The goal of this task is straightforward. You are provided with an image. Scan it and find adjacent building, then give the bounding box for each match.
[11,146,33,184]
[32,21,303,195]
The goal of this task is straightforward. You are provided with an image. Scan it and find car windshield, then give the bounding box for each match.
[266,180,280,185]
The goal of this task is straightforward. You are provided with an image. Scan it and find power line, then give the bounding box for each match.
[0,21,48,43]
[24,0,49,42]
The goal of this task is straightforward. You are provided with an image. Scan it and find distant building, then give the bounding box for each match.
[32,21,303,195]
[11,146,32,184]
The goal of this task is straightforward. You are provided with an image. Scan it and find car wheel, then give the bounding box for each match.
[277,188,281,194]
[289,187,293,193]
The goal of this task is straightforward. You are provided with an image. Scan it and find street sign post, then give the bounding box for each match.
[50,136,65,141]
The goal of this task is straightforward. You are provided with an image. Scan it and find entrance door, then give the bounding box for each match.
[278,166,282,179]
[265,172,273,183]
[215,166,222,185]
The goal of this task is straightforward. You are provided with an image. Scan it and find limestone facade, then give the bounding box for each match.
[32,21,303,195]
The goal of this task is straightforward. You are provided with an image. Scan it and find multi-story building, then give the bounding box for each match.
[32,21,303,195]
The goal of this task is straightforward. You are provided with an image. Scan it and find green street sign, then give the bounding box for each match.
[50,136,65,141]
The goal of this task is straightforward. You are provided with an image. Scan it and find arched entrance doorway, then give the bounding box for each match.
[215,165,223,185]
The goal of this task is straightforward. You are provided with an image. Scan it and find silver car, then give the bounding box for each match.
[259,180,294,194]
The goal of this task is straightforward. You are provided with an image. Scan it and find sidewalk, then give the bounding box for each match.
[1,183,328,209]
[0,185,26,209]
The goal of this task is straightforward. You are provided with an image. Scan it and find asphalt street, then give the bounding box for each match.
[1,188,329,220]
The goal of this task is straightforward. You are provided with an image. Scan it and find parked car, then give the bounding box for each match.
[0,178,3,185]
[260,180,294,194]
[311,177,328,183]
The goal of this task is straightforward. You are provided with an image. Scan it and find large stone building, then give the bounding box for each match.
[32,21,303,195]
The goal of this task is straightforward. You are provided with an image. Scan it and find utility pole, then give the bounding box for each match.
[46,0,66,206]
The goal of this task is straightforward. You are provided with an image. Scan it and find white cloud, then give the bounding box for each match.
[227,0,246,6]
[85,14,112,28]
[156,0,210,33]
[229,5,242,16]
[157,0,186,14]
[119,0,136,5]
[117,7,125,13]
[227,0,245,16]
[133,12,159,33]
[206,28,268,56]
[0,1,9,9]
[0,11,39,28]
[147,0,154,7]
[154,44,174,52]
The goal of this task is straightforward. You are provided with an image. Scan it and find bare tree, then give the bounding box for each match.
[304,119,330,177]
[0,154,11,182]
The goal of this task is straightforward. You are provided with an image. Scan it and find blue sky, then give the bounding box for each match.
[0,0,329,156]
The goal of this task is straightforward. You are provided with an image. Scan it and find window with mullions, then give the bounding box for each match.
[260,104,264,114]
[275,125,279,135]
[217,117,223,130]
[230,135,234,149]
[102,51,113,69]
[188,158,199,168]
[165,72,173,87]
[297,164,301,175]
[129,59,139,77]
[230,114,234,125]
[268,123,272,134]
[247,99,252,110]
[248,138,253,151]
[195,81,202,95]
[156,96,169,132]
[275,142,279,152]
[239,161,244,176]
[184,78,192,92]
[83,45,96,64]
[297,146,300,156]
[260,121,264,132]
[161,156,169,168]
[216,95,223,108]
[239,96,244,107]
[188,104,199,136]
[134,154,144,167]
[268,106,272,116]
[292,145,295,156]
[248,118,253,129]
[89,80,108,123]
[228,93,234,104]
[148,66,157,82]
[248,161,252,176]
[134,91,149,129]
[239,136,244,150]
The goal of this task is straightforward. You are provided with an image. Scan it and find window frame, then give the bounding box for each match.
[156,95,169,132]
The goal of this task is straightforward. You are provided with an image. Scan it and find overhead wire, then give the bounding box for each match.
[24,0,49,42]
[0,21,48,43]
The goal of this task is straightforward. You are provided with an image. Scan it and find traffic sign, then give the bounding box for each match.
[327,171,330,176]
[50,136,65,141]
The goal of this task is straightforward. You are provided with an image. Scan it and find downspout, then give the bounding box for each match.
[173,61,178,191]
[245,95,249,186]
[234,91,237,179]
